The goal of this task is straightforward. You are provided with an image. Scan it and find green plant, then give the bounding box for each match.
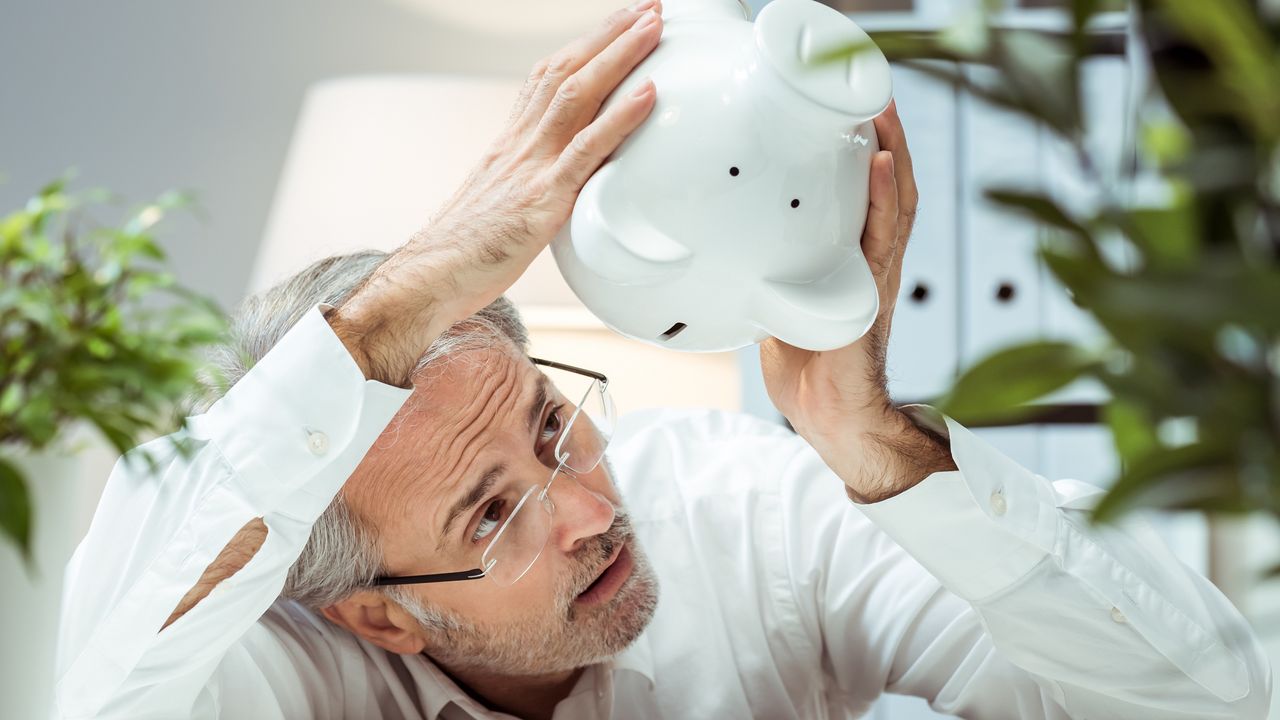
[0,179,225,562]
[827,0,1280,522]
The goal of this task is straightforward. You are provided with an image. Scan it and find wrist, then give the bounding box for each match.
[324,249,452,387]
[812,407,957,504]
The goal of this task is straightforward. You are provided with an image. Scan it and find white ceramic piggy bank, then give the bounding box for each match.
[551,0,893,352]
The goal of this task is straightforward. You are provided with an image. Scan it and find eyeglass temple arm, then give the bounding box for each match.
[371,568,486,586]
[529,357,608,385]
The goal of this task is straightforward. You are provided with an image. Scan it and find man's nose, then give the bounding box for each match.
[547,469,616,554]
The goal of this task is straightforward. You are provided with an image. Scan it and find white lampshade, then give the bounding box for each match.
[387,0,633,38]
[252,74,577,307]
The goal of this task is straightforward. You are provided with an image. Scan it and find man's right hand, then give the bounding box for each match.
[329,1,664,386]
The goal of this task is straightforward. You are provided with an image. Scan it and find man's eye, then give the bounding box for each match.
[471,499,506,544]
[541,404,566,444]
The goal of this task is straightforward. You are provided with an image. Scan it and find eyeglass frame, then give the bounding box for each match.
[371,357,610,588]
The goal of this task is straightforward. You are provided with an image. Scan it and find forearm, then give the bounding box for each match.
[849,411,1271,718]
[56,308,413,719]
[162,517,268,630]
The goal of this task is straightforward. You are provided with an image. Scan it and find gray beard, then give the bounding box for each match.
[402,504,661,677]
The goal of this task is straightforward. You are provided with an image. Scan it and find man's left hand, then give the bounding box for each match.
[761,101,952,503]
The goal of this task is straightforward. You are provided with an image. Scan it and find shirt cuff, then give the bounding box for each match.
[852,405,1059,602]
[187,303,414,521]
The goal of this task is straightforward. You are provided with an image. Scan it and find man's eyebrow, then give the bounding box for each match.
[437,374,550,547]
[440,463,504,546]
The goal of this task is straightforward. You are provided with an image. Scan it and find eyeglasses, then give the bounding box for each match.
[372,357,615,589]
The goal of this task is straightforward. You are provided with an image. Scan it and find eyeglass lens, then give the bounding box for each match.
[480,370,615,586]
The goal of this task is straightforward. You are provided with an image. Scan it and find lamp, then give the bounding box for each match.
[254,74,741,411]
[385,0,633,38]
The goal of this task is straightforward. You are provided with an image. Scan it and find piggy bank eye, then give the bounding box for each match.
[729,166,740,177]
[790,199,800,209]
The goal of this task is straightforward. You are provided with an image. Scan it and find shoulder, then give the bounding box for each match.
[607,407,828,517]
[611,406,799,463]
[223,601,401,714]
[236,601,359,684]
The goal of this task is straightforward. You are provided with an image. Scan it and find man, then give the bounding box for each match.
[55,2,1269,718]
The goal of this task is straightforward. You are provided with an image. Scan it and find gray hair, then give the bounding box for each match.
[197,250,528,611]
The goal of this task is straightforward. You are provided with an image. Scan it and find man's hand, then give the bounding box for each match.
[760,101,955,503]
[330,0,664,387]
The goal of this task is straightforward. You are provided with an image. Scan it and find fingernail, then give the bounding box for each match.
[630,77,654,98]
[630,0,656,11]
[632,9,659,30]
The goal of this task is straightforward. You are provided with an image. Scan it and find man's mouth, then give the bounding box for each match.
[574,542,634,607]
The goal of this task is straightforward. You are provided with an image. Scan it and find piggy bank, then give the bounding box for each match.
[551,0,893,352]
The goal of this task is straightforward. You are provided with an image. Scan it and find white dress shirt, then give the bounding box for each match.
[55,306,1270,719]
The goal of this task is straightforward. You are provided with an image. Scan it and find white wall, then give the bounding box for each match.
[0,0,561,310]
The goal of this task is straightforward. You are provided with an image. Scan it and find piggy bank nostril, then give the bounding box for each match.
[729,166,740,177]
[790,199,800,208]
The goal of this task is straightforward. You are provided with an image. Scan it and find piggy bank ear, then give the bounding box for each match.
[562,163,693,285]
[752,254,880,351]
[754,0,892,123]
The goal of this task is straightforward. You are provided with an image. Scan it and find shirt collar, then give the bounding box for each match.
[611,627,656,689]
[408,630,656,720]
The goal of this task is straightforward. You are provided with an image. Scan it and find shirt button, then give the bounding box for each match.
[1111,607,1127,624]
[306,429,330,456]
[989,490,1007,517]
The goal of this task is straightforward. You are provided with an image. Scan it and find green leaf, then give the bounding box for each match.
[985,188,1093,240]
[1092,441,1235,523]
[993,29,1080,137]
[0,211,32,246]
[37,176,70,198]
[1141,120,1192,166]
[895,58,1079,139]
[940,341,1099,423]
[816,32,962,65]
[0,456,32,563]
[1125,202,1199,270]
[1103,399,1159,464]
[0,178,225,496]
[938,6,990,56]
[1157,0,1280,143]
[0,384,23,416]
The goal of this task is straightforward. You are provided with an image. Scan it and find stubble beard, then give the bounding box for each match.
[406,507,660,678]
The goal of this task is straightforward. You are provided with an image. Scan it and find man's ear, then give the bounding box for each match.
[321,590,428,655]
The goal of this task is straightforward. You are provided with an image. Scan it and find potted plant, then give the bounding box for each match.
[0,178,224,717]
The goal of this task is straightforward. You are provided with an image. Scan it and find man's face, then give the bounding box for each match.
[341,342,659,677]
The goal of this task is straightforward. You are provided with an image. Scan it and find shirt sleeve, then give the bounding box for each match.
[53,305,414,720]
[781,405,1272,719]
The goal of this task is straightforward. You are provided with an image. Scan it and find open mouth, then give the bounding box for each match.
[574,543,634,607]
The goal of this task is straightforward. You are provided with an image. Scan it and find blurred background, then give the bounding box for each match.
[2,0,1277,718]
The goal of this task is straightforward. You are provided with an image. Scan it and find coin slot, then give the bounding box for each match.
[659,322,687,341]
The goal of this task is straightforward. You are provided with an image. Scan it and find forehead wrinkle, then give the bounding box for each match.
[384,354,530,539]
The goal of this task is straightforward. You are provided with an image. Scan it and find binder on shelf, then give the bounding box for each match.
[959,65,1046,366]
[885,62,961,404]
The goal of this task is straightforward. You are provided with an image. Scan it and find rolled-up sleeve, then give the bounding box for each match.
[54,306,413,720]
[784,406,1271,719]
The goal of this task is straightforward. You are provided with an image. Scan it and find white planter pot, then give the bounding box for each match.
[0,430,115,719]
